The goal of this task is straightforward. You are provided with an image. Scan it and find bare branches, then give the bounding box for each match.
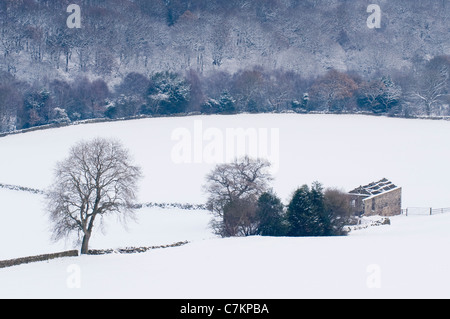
[413,56,450,116]
[203,156,273,237]
[47,138,142,254]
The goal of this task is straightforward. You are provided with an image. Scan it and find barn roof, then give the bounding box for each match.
[349,178,398,197]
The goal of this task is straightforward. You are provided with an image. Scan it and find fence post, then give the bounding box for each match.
[430,207,432,216]
[406,208,408,216]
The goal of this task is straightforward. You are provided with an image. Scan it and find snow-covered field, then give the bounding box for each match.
[1,212,450,299]
[1,114,450,207]
[0,189,214,260]
[1,114,450,299]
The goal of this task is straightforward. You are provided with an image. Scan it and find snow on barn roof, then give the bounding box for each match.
[349,178,399,197]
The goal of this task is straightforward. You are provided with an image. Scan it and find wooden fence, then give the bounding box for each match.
[402,207,450,216]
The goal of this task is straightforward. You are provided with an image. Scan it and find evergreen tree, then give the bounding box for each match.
[287,182,351,237]
[218,91,236,114]
[309,181,327,234]
[287,183,326,237]
[256,191,287,236]
[287,185,313,236]
[144,72,190,115]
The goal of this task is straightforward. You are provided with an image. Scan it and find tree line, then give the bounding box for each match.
[1,54,449,133]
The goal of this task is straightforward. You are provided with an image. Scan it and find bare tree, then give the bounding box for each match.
[0,83,21,132]
[323,188,354,236]
[203,156,273,237]
[378,77,402,114]
[47,138,142,254]
[309,69,358,112]
[414,56,450,116]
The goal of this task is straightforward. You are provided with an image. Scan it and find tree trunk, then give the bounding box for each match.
[80,232,91,255]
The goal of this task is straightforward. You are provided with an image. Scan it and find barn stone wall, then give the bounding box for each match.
[363,188,402,217]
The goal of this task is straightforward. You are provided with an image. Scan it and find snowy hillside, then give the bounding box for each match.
[0,188,214,260]
[1,212,450,299]
[1,1,448,81]
[0,114,450,207]
[1,114,450,299]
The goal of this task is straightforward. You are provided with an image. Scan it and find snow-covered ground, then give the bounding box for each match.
[1,114,450,299]
[0,114,450,207]
[0,188,214,260]
[1,212,450,299]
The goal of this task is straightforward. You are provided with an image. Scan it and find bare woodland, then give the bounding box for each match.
[0,1,449,133]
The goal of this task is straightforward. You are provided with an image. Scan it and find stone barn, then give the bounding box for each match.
[349,178,402,217]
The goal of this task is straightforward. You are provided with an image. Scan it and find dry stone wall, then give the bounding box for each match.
[0,250,79,269]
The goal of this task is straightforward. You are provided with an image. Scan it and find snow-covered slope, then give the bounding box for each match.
[0,188,213,260]
[2,1,448,82]
[0,114,450,207]
[1,114,450,299]
[1,213,450,299]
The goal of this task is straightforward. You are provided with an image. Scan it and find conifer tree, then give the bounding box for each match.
[287,183,326,236]
[256,191,287,236]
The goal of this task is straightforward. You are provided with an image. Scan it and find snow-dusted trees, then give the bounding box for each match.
[255,191,287,237]
[287,183,326,237]
[357,77,402,114]
[309,70,359,112]
[1,56,450,134]
[0,0,448,86]
[287,183,351,237]
[106,73,150,119]
[231,69,267,113]
[203,157,273,237]
[203,159,355,238]
[47,138,142,254]
[0,80,21,132]
[143,72,191,115]
[377,77,403,114]
[413,56,450,116]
